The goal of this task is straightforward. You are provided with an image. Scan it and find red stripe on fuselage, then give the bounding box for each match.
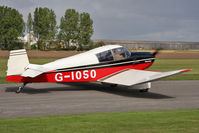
[6,62,153,83]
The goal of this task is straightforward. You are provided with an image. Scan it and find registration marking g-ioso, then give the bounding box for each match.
[55,70,96,81]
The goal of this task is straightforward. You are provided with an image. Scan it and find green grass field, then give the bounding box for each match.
[0,58,199,83]
[0,109,199,133]
[148,59,199,80]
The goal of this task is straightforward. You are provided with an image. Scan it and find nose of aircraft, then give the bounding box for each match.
[152,49,160,57]
[131,51,155,59]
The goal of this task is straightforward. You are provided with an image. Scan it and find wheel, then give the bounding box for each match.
[102,83,118,87]
[110,84,118,87]
[139,88,149,93]
[16,87,22,93]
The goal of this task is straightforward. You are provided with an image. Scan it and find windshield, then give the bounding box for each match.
[112,47,130,60]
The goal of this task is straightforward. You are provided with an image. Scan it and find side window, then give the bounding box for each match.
[124,48,131,57]
[96,50,114,62]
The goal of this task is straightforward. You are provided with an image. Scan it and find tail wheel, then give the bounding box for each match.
[15,82,28,93]
[16,87,22,93]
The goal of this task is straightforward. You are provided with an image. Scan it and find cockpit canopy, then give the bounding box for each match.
[96,47,131,63]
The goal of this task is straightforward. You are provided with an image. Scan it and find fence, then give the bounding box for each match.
[94,40,199,50]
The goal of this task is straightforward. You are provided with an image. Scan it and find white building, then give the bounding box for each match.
[18,31,38,45]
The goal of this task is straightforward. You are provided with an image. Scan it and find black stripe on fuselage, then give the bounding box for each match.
[45,56,155,74]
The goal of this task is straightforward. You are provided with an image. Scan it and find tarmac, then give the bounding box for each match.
[0,80,199,118]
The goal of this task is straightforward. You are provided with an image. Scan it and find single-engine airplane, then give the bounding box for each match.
[6,45,191,93]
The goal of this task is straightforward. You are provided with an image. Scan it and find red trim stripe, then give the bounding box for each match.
[6,62,153,83]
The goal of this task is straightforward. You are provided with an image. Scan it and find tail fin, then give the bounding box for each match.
[7,49,29,76]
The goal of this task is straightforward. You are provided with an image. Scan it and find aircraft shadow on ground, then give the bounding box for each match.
[5,82,173,99]
[65,82,173,99]
[5,85,91,94]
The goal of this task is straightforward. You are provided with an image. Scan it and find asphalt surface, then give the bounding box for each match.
[0,80,199,118]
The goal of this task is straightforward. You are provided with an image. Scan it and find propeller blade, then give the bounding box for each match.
[152,49,161,56]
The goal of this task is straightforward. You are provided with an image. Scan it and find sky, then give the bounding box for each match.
[1,0,199,42]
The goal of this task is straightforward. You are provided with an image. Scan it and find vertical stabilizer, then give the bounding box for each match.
[7,49,29,76]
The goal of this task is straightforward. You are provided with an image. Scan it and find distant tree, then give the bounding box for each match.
[25,13,33,49]
[0,6,25,50]
[27,13,33,33]
[33,8,39,38]
[59,9,79,48]
[95,40,105,47]
[48,10,57,49]
[78,12,94,49]
[33,7,57,50]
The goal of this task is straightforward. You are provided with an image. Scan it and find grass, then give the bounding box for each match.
[0,58,8,84]
[0,58,199,83]
[148,59,199,80]
[0,109,199,133]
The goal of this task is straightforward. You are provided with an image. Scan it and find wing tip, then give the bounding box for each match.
[180,69,192,72]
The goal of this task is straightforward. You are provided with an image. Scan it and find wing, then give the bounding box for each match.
[21,64,51,78]
[99,69,191,86]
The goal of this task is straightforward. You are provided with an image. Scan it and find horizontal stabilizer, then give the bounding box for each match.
[99,69,191,86]
[22,64,51,78]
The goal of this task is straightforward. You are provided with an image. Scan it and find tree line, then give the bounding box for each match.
[0,6,95,50]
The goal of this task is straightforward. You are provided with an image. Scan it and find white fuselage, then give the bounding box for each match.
[42,45,123,71]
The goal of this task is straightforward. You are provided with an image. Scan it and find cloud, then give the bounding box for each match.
[0,0,199,41]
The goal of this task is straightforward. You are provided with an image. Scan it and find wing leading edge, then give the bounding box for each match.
[99,69,191,86]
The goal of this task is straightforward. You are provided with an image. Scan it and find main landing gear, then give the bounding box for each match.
[16,82,28,93]
[139,88,149,93]
[130,82,151,93]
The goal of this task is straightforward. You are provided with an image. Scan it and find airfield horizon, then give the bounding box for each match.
[0,49,199,59]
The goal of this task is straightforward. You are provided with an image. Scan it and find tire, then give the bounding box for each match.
[110,84,118,87]
[16,87,22,93]
[139,88,149,92]
[102,83,118,88]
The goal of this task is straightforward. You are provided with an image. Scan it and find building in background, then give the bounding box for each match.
[18,31,38,46]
